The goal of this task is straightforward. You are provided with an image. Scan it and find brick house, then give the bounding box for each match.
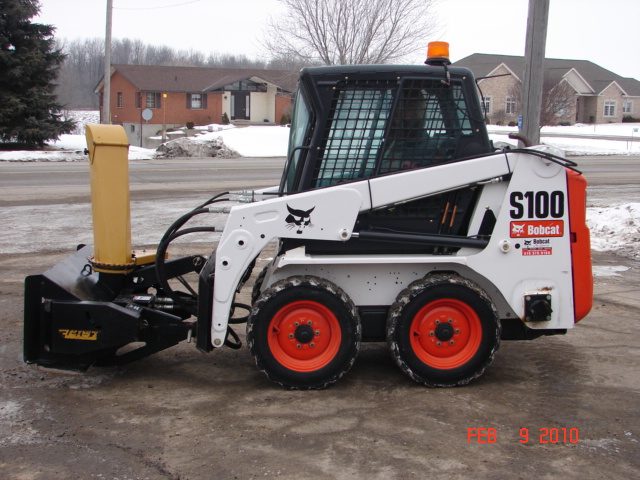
[453,54,640,125]
[95,64,297,146]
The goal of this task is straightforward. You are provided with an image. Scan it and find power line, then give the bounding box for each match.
[114,0,204,11]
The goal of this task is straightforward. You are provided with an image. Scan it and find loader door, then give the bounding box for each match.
[310,77,489,189]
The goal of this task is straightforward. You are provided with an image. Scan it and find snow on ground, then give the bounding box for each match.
[587,203,640,259]
[0,134,156,162]
[0,149,86,162]
[488,123,640,155]
[64,109,100,135]
[592,265,630,278]
[195,125,290,157]
[153,125,289,157]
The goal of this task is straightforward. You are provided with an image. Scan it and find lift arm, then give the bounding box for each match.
[209,151,517,347]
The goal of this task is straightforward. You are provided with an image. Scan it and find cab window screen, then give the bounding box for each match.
[314,85,393,187]
[379,80,473,173]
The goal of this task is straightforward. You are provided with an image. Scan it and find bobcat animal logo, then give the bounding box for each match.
[285,205,315,234]
[511,223,525,236]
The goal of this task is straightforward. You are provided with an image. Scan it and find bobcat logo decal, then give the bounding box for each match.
[511,223,525,236]
[285,204,315,234]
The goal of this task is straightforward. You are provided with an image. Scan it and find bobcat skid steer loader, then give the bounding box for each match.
[24,43,592,389]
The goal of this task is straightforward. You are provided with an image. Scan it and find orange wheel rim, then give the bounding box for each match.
[409,298,482,370]
[268,300,342,372]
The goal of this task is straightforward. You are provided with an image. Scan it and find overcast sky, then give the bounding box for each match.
[35,0,640,80]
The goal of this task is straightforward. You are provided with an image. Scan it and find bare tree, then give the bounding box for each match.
[509,80,576,126]
[54,38,273,108]
[265,0,437,65]
[541,81,576,125]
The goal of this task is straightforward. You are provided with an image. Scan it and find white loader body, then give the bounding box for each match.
[211,147,579,347]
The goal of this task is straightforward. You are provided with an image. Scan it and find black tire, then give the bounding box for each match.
[247,276,361,389]
[251,265,268,304]
[387,273,500,387]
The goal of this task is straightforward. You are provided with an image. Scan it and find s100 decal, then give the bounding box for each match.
[510,191,564,219]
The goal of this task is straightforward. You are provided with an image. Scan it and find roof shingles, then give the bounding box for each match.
[453,53,640,96]
[102,64,298,93]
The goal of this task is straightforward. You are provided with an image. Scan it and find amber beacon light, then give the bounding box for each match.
[426,41,451,65]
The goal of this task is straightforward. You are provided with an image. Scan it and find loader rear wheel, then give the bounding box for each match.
[387,274,500,387]
[247,276,361,389]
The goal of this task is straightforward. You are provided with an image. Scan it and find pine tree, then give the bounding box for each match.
[0,0,74,146]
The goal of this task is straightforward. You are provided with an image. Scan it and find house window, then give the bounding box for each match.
[604,100,616,117]
[145,92,162,109]
[623,100,633,114]
[482,96,492,115]
[190,93,201,109]
[136,92,141,108]
[505,97,516,115]
[116,92,124,108]
[187,93,207,109]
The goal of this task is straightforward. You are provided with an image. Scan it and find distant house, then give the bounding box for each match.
[95,64,297,146]
[453,54,640,125]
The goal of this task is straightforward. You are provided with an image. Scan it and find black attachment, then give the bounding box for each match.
[525,294,553,322]
[24,245,198,370]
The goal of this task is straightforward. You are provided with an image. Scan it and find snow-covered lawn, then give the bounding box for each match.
[488,123,640,155]
[194,125,290,157]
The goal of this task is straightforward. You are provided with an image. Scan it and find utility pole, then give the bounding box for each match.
[520,0,549,146]
[103,0,113,124]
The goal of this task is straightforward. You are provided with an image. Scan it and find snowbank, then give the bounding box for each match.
[196,125,290,157]
[587,203,640,259]
[156,136,237,158]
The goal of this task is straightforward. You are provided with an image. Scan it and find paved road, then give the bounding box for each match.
[572,155,640,185]
[0,157,286,206]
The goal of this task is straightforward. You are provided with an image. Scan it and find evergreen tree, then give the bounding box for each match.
[0,0,74,146]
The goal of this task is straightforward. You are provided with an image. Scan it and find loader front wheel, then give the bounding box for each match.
[387,274,500,387]
[247,276,361,389]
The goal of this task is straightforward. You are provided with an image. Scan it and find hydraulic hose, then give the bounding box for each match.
[153,192,248,348]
